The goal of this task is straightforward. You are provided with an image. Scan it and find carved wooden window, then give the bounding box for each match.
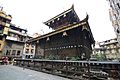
[17,50,21,55]
[12,50,16,55]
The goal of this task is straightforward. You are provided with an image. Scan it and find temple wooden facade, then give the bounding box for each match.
[28,6,95,60]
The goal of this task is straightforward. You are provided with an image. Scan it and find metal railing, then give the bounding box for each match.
[14,58,120,80]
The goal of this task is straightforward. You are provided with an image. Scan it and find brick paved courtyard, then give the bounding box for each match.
[0,65,70,80]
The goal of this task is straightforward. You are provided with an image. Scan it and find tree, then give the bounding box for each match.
[95,53,106,61]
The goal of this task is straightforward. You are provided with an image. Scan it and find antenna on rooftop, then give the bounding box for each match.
[0,6,3,11]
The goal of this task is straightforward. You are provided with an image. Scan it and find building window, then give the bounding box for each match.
[31,45,34,48]
[107,46,110,49]
[12,34,16,37]
[25,55,30,59]
[110,45,114,48]
[17,50,21,55]
[111,49,115,53]
[25,49,29,53]
[26,44,29,47]
[22,30,26,34]
[118,49,120,52]
[12,50,16,55]
[117,44,120,47]
[6,20,10,23]
[117,3,120,9]
[0,36,2,40]
[15,35,18,38]
[30,55,33,58]
[106,50,110,54]
[0,26,3,34]
[20,37,24,41]
[31,49,34,54]
[6,50,11,55]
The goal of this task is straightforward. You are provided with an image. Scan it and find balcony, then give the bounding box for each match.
[9,29,27,36]
[5,23,10,27]
[3,27,9,35]
[6,36,17,41]
[6,15,12,20]
[0,12,6,18]
[0,11,12,20]
[0,21,10,27]
[6,36,26,42]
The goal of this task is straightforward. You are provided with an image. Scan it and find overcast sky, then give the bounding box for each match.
[0,0,116,42]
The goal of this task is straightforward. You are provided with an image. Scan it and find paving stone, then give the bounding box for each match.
[0,65,70,80]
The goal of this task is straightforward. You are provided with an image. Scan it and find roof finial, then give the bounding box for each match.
[86,12,89,20]
[71,4,74,9]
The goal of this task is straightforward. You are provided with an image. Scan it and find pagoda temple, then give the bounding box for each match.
[28,5,95,60]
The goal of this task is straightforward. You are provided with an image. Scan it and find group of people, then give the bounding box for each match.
[0,56,9,65]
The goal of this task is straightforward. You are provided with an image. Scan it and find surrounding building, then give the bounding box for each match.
[92,42,102,55]
[0,7,35,59]
[107,0,120,44]
[93,38,120,60]
[0,7,12,57]
[92,42,106,60]
[4,24,27,59]
[22,35,36,59]
[28,5,95,60]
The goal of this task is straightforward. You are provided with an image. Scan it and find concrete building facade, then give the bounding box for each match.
[107,0,120,43]
[0,7,35,59]
[0,7,12,57]
[22,42,35,59]
[93,38,120,60]
[4,23,27,59]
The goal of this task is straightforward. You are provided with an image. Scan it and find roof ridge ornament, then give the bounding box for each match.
[86,12,89,20]
[46,37,50,41]
[71,4,74,9]
[62,31,68,37]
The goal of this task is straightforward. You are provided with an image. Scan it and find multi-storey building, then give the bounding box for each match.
[107,0,120,43]
[0,7,12,57]
[0,7,35,59]
[4,24,27,59]
[23,42,35,59]
[93,38,120,60]
[100,38,120,60]
[22,33,40,59]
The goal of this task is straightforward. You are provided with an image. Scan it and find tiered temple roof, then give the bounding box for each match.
[44,5,80,30]
[28,5,95,60]
[28,15,94,44]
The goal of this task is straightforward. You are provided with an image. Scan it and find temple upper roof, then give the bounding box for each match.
[44,5,80,30]
[28,15,95,44]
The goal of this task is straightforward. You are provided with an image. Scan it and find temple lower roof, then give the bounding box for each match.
[28,16,94,43]
[44,5,80,30]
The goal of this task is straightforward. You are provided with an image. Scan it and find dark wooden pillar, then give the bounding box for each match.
[35,40,39,58]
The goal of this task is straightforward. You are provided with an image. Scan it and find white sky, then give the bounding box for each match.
[0,0,116,42]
